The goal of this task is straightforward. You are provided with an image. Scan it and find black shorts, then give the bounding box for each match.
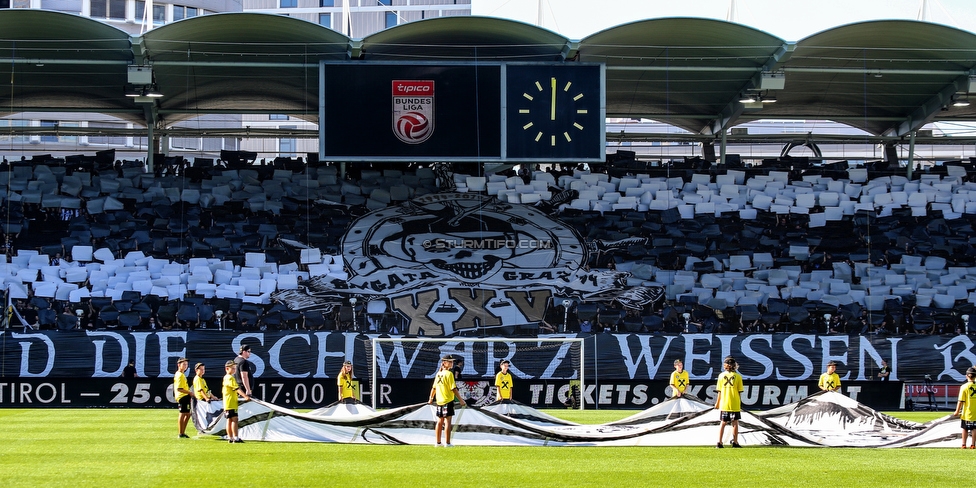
[434,403,455,418]
[178,395,191,413]
[224,409,238,419]
[961,420,976,430]
[719,411,741,422]
[339,397,356,404]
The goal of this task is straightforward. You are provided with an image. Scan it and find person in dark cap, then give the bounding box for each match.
[222,360,250,444]
[715,356,743,448]
[877,359,890,381]
[819,360,841,392]
[122,360,138,378]
[337,360,357,404]
[193,362,218,402]
[174,358,192,438]
[494,360,514,403]
[233,345,254,397]
[428,355,466,447]
[952,367,976,449]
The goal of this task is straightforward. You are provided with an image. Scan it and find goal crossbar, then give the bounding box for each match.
[370,337,585,410]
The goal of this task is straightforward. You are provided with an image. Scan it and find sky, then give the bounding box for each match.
[471,0,976,40]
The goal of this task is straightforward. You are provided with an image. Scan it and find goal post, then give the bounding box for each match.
[369,337,585,410]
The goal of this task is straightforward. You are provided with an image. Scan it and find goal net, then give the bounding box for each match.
[369,337,585,410]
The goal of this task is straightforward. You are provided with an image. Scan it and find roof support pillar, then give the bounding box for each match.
[146,124,155,173]
[130,36,148,66]
[561,40,579,61]
[160,132,169,158]
[719,128,727,165]
[906,130,916,180]
[348,40,363,60]
[129,97,159,175]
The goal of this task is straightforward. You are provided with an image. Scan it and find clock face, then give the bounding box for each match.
[506,64,604,161]
[517,76,590,148]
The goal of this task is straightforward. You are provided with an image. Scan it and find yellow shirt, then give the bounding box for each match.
[432,369,457,406]
[716,371,743,412]
[338,371,357,400]
[669,370,690,395]
[223,374,240,411]
[174,371,189,401]
[495,372,513,400]
[819,372,841,391]
[193,375,210,401]
[959,381,976,422]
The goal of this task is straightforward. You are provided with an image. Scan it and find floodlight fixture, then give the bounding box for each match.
[760,70,786,90]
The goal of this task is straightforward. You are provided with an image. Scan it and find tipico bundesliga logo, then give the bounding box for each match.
[392,80,434,144]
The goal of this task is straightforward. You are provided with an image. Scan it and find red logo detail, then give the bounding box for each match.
[394,112,431,144]
[393,81,434,96]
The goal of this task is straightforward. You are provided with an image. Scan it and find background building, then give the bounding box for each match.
[238,0,472,162]
[0,1,974,166]
[0,0,473,162]
[0,0,245,162]
[243,0,471,35]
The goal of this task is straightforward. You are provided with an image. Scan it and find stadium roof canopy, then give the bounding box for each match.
[0,10,975,139]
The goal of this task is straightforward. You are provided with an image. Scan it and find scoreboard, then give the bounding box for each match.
[319,62,605,162]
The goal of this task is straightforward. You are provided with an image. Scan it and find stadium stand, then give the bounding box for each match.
[1,154,976,336]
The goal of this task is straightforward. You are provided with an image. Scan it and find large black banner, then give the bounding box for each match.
[2,331,974,382]
[374,379,904,411]
[0,376,903,411]
[0,378,340,408]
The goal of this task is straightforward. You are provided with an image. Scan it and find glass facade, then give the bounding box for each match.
[135,1,166,24]
[40,120,58,143]
[90,0,126,20]
[40,0,82,13]
[0,119,28,144]
[88,122,126,146]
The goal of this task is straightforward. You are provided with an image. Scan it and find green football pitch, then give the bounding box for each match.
[0,408,960,487]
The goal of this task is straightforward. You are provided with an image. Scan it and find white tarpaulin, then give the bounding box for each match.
[192,391,957,447]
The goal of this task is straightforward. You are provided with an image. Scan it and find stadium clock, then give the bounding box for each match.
[505,64,604,161]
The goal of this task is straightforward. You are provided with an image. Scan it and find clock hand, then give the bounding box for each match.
[550,77,556,121]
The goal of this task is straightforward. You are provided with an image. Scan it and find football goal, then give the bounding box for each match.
[369,337,585,410]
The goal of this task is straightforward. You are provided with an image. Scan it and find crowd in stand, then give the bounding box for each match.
[537,291,968,336]
[11,295,342,332]
[2,151,976,337]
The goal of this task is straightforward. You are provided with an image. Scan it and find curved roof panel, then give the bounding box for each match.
[142,12,350,62]
[765,20,976,135]
[362,17,569,61]
[580,18,789,134]
[0,10,135,120]
[142,13,350,124]
[0,13,974,139]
